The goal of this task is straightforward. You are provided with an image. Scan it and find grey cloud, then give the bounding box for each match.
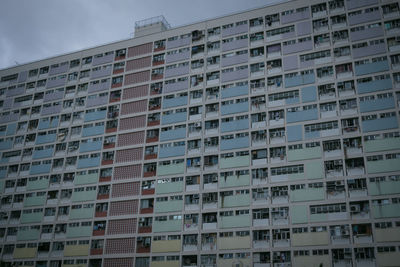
[0,0,283,69]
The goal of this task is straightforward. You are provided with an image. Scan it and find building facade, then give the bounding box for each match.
[0,0,400,266]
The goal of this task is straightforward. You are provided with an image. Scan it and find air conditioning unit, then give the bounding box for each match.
[350,205,360,213]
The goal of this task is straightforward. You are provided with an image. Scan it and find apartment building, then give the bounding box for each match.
[0,0,400,266]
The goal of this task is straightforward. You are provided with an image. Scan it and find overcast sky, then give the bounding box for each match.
[0,0,285,70]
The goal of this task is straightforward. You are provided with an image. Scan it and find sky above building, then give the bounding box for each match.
[0,0,285,70]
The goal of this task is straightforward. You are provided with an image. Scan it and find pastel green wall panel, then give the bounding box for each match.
[154,200,183,213]
[219,175,250,188]
[74,173,98,185]
[289,172,305,181]
[69,207,94,220]
[26,179,49,191]
[305,161,324,179]
[71,190,97,202]
[157,163,185,176]
[219,194,250,208]
[24,195,46,207]
[372,204,400,219]
[156,181,184,194]
[66,226,92,238]
[291,188,325,202]
[153,219,182,233]
[17,229,40,241]
[291,205,308,224]
[364,138,400,153]
[20,212,43,224]
[220,214,251,228]
[288,147,322,162]
[220,155,250,169]
[367,158,400,174]
[369,181,400,196]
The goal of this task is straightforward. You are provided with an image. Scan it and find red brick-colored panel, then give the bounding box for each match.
[119,115,146,131]
[121,99,147,115]
[107,218,137,235]
[113,164,142,180]
[116,147,143,163]
[124,70,150,86]
[128,43,152,57]
[111,182,140,198]
[109,200,138,216]
[105,238,135,254]
[117,131,145,147]
[126,56,151,71]
[123,84,148,100]
[103,258,134,267]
